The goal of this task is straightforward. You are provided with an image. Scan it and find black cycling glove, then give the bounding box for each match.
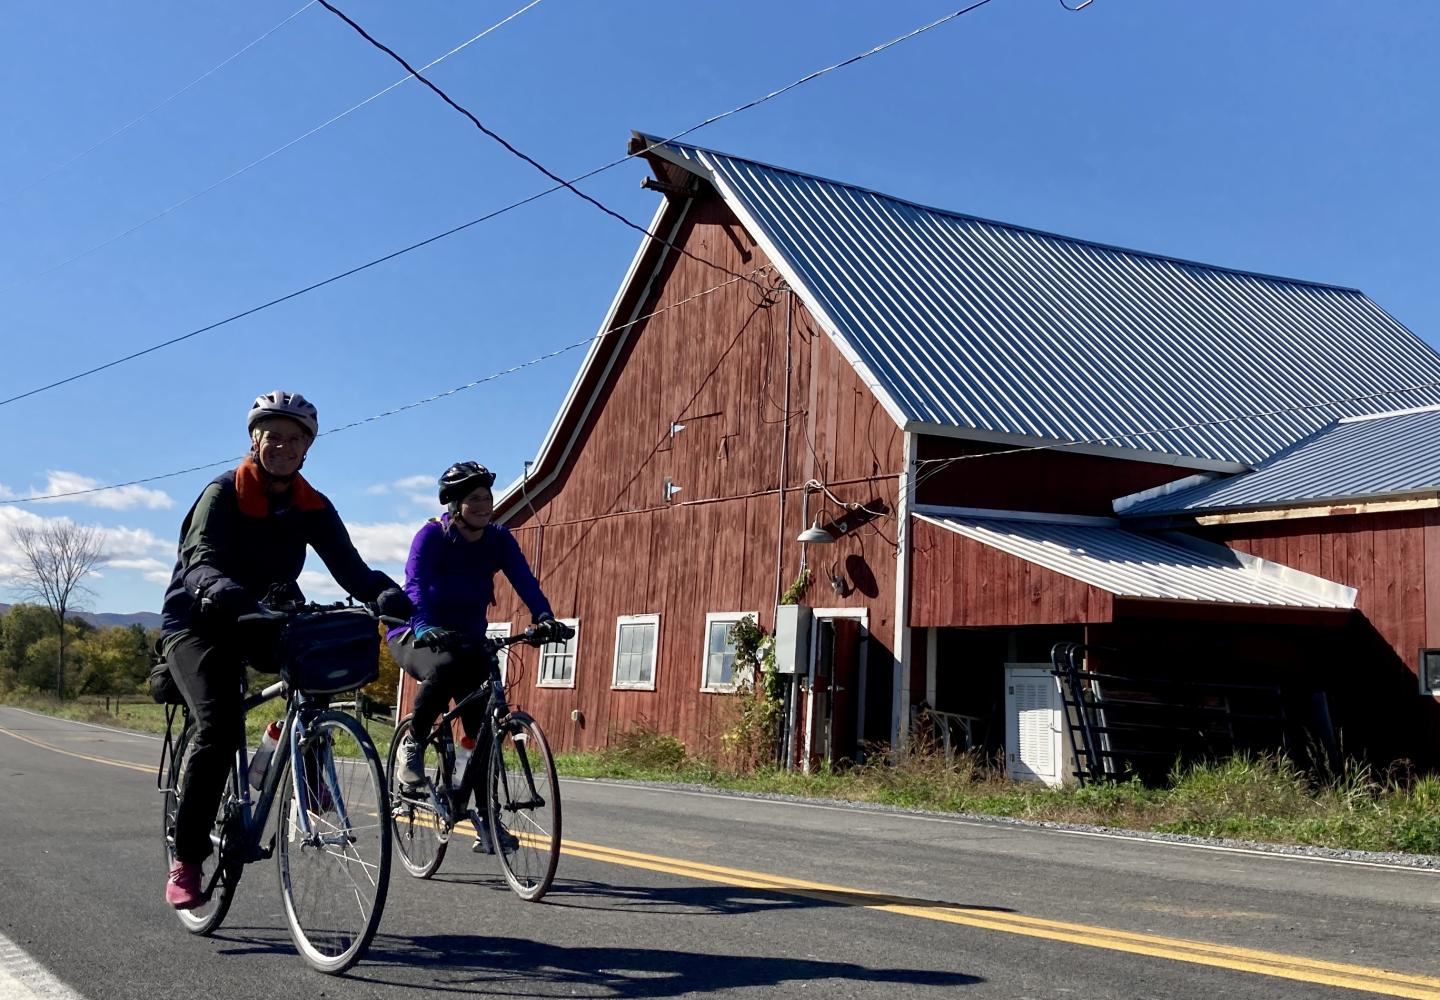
[375,587,414,621]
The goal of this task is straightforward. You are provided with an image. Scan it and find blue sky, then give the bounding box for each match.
[1,1,1436,614]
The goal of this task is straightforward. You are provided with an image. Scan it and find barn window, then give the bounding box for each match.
[702,612,756,692]
[538,618,580,688]
[1422,649,1440,696]
[612,614,659,690]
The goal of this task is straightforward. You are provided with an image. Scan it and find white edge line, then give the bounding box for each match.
[0,930,85,1000]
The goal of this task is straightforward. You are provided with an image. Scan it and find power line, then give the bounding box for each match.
[0,264,772,505]
[0,1,318,207]
[2,0,545,291]
[0,0,1007,408]
[315,0,758,290]
[10,305,1439,512]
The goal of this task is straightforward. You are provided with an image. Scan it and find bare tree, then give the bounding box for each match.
[10,522,105,699]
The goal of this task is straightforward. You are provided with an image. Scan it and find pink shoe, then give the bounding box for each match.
[165,859,205,909]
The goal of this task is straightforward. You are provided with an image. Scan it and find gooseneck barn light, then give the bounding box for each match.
[796,515,835,545]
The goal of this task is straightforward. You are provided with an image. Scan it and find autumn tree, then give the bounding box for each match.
[10,522,105,699]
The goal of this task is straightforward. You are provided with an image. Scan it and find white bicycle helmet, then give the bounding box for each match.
[247,390,319,438]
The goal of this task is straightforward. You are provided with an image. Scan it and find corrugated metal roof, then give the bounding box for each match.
[1119,405,1440,516]
[644,136,1440,469]
[916,513,1355,608]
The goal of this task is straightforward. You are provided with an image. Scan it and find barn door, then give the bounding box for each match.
[828,618,861,763]
[810,617,862,766]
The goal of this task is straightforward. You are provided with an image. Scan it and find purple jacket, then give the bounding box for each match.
[398,516,552,638]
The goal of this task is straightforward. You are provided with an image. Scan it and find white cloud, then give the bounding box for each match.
[365,474,432,496]
[24,471,174,511]
[297,570,347,601]
[0,507,173,589]
[346,521,417,566]
[104,557,174,584]
[101,524,172,559]
[293,522,414,602]
[364,474,440,511]
[0,505,58,581]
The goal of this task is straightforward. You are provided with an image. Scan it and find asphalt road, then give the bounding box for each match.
[2,705,1439,999]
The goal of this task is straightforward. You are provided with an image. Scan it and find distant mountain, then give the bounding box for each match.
[0,602,161,631]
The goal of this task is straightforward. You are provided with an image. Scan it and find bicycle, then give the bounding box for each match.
[385,624,565,901]
[156,600,392,974]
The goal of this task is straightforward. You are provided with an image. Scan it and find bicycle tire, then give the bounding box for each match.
[386,716,448,878]
[486,712,561,901]
[162,720,241,935]
[275,710,391,974]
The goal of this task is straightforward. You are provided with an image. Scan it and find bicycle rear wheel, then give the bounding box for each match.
[162,720,241,935]
[486,712,561,901]
[275,710,390,974]
[386,716,448,878]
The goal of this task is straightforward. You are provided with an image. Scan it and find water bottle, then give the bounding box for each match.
[248,720,282,790]
[455,734,476,783]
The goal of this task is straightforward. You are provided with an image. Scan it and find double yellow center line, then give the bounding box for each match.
[8,723,1440,998]
[558,839,1440,997]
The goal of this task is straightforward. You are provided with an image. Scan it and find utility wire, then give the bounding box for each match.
[315,0,758,289]
[0,1,318,207]
[0,0,1005,408]
[8,312,1437,509]
[2,0,545,291]
[0,264,771,505]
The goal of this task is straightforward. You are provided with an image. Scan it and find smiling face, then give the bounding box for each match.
[251,417,313,479]
[457,486,494,530]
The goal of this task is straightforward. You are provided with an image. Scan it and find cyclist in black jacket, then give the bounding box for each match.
[158,391,412,909]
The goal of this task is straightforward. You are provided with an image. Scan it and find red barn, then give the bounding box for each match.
[408,133,1440,779]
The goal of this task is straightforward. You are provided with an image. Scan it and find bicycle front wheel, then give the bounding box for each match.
[162,720,240,935]
[486,712,561,901]
[386,716,448,878]
[275,710,391,974]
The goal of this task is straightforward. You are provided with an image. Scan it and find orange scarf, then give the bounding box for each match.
[234,458,326,518]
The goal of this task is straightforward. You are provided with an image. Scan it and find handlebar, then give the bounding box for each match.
[412,624,568,653]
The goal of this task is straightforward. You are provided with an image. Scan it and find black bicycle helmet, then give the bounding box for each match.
[247,390,319,438]
[438,461,496,505]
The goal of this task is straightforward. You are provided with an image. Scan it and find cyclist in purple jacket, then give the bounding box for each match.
[389,461,569,852]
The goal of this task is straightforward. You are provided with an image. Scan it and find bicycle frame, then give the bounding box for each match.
[409,633,530,824]
[163,678,355,899]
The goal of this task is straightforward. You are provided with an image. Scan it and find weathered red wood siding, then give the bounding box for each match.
[1206,512,1427,675]
[485,193,903,753]
[909,517,1114,627]
[1202,510,1440,764]
[914,437,1193,516]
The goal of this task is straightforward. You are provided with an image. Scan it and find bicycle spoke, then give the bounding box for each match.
[385,717,449,878]
[487,715,561,901]
[276,712,390,974]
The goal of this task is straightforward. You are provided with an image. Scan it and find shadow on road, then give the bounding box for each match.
[537,878,1016,918]
[352,934,983,995]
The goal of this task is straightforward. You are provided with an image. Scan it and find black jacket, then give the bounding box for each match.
[161,462,393,635]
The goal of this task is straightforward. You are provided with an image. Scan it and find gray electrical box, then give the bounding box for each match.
[772,604,813,675]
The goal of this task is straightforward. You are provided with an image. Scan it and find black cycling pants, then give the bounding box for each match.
[388,633,492,807]
[167,633,247,864]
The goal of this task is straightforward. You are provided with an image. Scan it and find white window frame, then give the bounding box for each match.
[1422,648,1440,696]
[701,612,756,693]
[611,614,660,691]
[485,622,511,684]
[537,618,580,689]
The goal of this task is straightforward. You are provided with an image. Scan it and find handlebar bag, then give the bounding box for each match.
[277,607,380,694]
